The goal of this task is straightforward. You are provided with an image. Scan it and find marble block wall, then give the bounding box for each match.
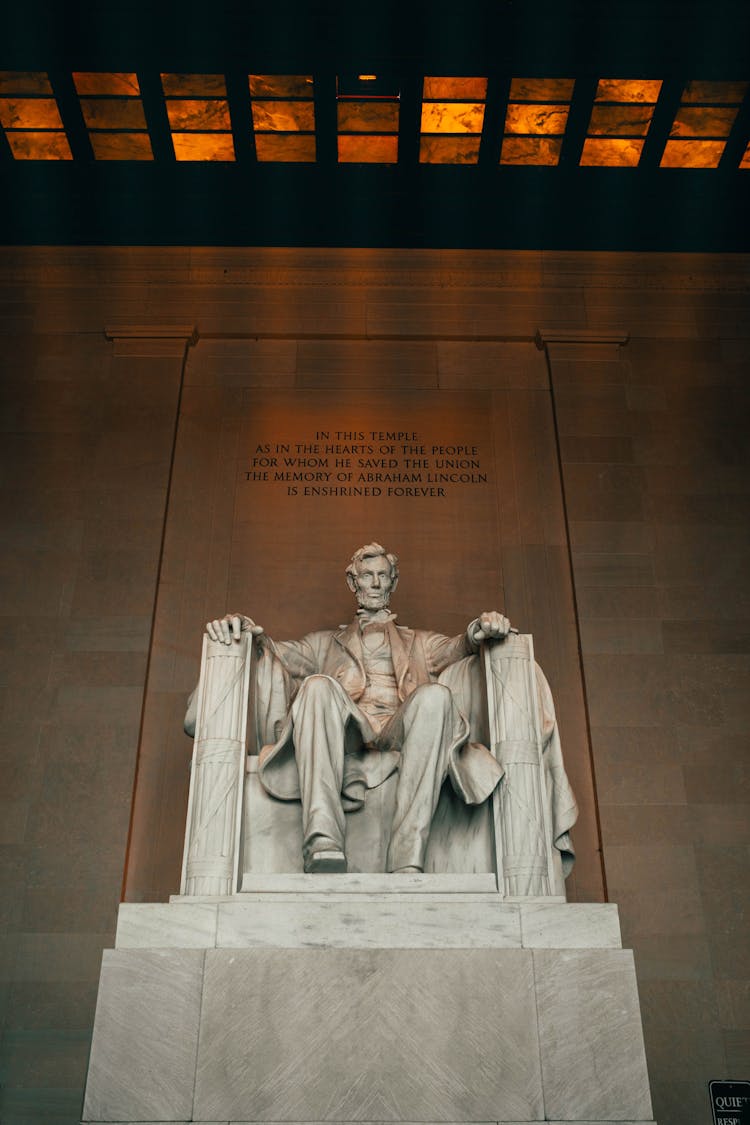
[546,331,750,1123]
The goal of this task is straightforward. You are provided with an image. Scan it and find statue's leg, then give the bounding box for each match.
[384,683,463,873]
[290,675,353,872]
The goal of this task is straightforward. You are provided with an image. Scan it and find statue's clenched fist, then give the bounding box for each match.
[205,614,264,645]
[470,611,514,644]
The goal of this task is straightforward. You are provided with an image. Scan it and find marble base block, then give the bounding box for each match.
[83,897,654,1124]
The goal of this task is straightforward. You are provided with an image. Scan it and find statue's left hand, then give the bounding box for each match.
[206,614,264,645]
[471,611,514,643]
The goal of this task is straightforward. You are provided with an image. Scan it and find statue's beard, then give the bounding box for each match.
[354,587,391,612]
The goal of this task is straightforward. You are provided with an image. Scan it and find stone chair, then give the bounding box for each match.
[180,631,572,898]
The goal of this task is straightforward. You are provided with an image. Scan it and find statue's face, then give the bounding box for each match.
[351,554,395,612]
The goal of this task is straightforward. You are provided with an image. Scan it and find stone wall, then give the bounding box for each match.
[0,247,747,1125]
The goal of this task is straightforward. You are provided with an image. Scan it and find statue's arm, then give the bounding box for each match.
[425,610,514,674]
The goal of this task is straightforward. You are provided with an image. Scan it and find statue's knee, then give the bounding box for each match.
[412,682,453,712]
[297,674,335,699]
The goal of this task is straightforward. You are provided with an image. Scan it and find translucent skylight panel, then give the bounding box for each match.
[420,77,485,164]
[660,140,726,168]
[251,100,315,132]
[161,74,227,97]
[581,78,660,166]
[580,138,644,167]
[419,136,481,163]
[338,134,398,163]
[741,142,750,169]
[422,77,487,100]
[166,99,232,131]
[254,134,316,162]
[669,106,738,138]
[504,104,569,135]
[80,98,147,130]
[5,131,71,159]
[509,78,574,101]
[501,77,574,165]
[162,74,234,161]
[171,133,236,161]
[0,98,63,129]
[595,79,663,103]
[660,80,746,168]
[420,102,485,133]
[72,72,152,160]
[338,100,400,133]
[73,72,140,96]
[250,75,316,162]
[89,133,153,160]
[337,75,399,164]
[501,136,562,164]
[0,72,70,159]
[0,71,53,94]
[682,80,749,103]
[249,75,314,98]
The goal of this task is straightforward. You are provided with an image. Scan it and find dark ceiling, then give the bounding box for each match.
[1,0,749,250]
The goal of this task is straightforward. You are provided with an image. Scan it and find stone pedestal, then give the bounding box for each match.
[82,885,655,1125]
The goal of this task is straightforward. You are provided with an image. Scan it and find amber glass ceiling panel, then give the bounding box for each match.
[163,74,234,161]
[588,104,656,135]
[252,100,315,132]
[90,133,153,160]
[501,77,574,165]
[422,77,487,100]
[419,135,481,164]
[661,140,726,168]
[255,134,316,161]
[509,78,574,101]
[581,78,660,166]
[0,72,70,159]
[72,72,152,160]
[0,98,63,129]
[249,74,315,162]
[741,142,750,169]
[338,134,398,163]
[501,136,562,164]
[660,80,746,167]
[74,72,140,95]
[504,104,569,135]
[80,98,147,130]
[669,106,738,138]
[249,74,313,98]
[682,80,749,103]
[420,77,486,164]
[0,71,52,94]
[338,101,400,133]
[580,137,644,166]
[172,133,235,160]
[6,131,71,159]
[337,74,399,164]
[166,99,232,131]
[162,73,226,96]
[595,79,663,103]
[420,101,485,133]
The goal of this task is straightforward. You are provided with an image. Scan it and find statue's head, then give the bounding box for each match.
[345,542,399,612]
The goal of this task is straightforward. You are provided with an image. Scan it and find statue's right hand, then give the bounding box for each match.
[205,614,264,645]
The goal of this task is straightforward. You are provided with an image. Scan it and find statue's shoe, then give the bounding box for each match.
[305,849,348,874]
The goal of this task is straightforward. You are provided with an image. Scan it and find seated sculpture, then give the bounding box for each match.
[186,542,576,880]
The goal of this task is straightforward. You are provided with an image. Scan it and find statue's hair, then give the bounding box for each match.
[345,542,399,584]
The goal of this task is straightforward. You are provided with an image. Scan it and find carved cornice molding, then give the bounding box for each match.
[104,324,199,344]
[534,328,629,350]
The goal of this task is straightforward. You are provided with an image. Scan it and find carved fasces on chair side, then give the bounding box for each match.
[180,634,253,896]
[483,634,555,897]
